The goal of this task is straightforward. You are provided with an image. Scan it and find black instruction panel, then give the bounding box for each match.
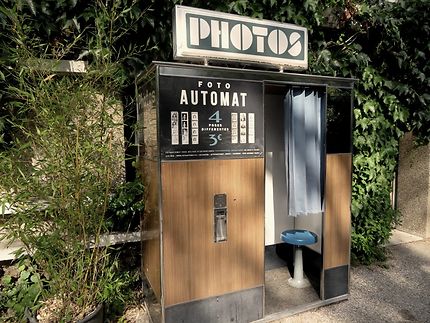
[159,75,264,160]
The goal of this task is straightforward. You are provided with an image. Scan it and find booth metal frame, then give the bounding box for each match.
[138,61,355,323]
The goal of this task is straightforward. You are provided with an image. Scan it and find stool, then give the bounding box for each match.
[280,229,318,288]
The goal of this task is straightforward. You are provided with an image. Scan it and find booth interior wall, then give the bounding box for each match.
[264,86,323,253]
[264,91,294,246]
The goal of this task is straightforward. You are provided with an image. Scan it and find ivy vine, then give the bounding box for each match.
[1,0,428,263]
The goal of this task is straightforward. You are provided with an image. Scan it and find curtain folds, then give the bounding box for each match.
[285,88,323,217]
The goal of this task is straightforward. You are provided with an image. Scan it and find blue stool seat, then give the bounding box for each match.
[281,229,318,246]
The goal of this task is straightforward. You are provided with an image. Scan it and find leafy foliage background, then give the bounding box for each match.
[1,0,429,263]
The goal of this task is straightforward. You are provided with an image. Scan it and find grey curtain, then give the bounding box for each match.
[285,88,323,217]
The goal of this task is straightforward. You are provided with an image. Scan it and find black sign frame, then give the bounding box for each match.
[158,75,264,161]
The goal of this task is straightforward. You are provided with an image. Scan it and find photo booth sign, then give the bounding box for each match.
[173,5,308,70]
[159,75,264,160]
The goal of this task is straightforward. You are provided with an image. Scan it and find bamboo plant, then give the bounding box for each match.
[0,1,143,320]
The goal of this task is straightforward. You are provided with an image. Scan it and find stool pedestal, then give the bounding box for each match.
[288,246,310,288]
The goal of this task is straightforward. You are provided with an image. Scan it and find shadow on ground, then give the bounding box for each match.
[277,239,430,323]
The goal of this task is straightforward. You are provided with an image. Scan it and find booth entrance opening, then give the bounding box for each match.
[264,83,324,316]
[263,82,354,318]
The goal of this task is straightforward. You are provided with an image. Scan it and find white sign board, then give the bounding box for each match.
[173,5,308,70]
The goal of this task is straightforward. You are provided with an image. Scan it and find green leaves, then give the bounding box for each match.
[105,179,144,232]
[0,258,44,321]
[0,0,427,270]
[229,0,248,14]
[2,274,13,286]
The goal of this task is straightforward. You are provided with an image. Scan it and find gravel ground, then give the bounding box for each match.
[132,238,430,322]
[276,239,430,323]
